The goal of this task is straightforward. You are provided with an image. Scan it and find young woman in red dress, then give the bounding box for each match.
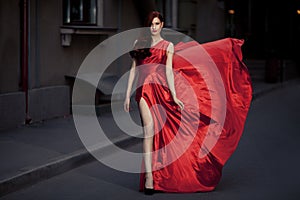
[124,11,252,195]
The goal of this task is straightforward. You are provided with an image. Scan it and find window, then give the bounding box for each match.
[63,0,97,25]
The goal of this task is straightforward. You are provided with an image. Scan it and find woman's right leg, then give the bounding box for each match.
[139,98,154,189]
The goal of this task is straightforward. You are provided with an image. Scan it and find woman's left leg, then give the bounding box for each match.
[139,98,154,189]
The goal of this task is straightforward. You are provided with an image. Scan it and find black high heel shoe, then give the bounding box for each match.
[144,187,155,195]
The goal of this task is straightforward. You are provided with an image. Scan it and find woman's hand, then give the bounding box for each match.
[173,96,184,110]
[124,97,130,112]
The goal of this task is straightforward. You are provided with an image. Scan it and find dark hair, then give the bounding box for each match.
[144,11,164,27]
[129,11,164,60]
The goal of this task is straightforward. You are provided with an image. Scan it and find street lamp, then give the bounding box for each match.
[228,9,235,15]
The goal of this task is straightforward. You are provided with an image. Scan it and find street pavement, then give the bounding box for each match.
[1,78,300,199]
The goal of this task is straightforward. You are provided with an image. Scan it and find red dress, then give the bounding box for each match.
[135,38,253,192]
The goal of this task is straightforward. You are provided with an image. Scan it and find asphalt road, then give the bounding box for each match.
[1,82,300,200]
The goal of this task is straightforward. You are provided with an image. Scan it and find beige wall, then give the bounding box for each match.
[0,0,20,93]
[178,0,225,43]
[0,0,227,129]
[32,0,139,88]
[106,0,141,77]
[195,0,225,43]
[0,0,226,93]
[30,0,104,88]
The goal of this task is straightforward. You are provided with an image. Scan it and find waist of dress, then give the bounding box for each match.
[136,63,165,75]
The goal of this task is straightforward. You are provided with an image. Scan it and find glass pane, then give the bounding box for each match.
[63,0,71,24]
[70,0,83,22]
[89,0,97,24]
[63,0,97,25]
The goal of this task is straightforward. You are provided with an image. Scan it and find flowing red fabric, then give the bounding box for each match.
[135,38,253,193]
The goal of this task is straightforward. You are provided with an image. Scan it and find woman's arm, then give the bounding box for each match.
[124,59,136,112]
[166,43,184,110]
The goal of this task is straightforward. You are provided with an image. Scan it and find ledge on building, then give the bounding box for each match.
[65,72,126,105]
[60,26,118,47]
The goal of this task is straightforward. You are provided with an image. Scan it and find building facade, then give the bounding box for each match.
[0,0,226,130]
[1,0,299,130]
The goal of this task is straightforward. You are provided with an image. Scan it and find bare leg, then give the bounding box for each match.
[139,98,154,189]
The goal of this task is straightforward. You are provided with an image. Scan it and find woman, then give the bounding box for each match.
[124,11,252,195]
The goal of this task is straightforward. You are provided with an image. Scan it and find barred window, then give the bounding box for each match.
[63,0,97,25]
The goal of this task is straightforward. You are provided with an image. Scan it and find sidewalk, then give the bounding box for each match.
[0,78,299,197]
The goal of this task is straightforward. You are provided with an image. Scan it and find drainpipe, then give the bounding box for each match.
[21,0,31,124]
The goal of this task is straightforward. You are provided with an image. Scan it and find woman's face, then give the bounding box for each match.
[150,17,164,36]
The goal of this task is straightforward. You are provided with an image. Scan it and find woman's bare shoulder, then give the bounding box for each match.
[167,41,174,53]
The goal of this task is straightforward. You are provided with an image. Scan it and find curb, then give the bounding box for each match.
[0,131,142,197]
[1,78,299,197]
[252,78,300,101]
[0,149,94,197]
[252,83,281,101]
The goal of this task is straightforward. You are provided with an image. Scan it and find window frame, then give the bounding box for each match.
[63,0,98,26]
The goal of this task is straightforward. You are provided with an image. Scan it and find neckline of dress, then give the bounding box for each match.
[151,39,164,48]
